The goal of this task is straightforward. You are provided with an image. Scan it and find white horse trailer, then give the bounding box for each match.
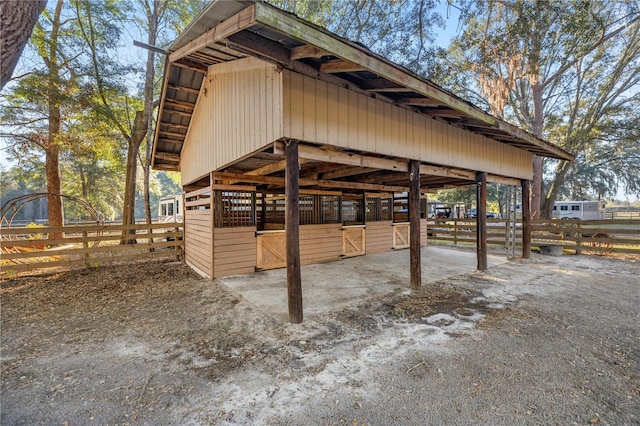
[552,201,605,220]
[158,193,184,223]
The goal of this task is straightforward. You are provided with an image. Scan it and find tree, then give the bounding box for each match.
[441,0,640,217]
[1,0,78,236]
[268,0,445,76]
[77,0,205,239]
[0,0,46,89]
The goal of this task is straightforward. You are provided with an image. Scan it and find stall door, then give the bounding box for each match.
[342,226,366,257]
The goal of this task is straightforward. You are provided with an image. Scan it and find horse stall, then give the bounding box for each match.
[151,1,572,321]
[183,183,429,279]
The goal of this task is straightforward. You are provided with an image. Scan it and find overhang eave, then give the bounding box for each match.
[151,0,573,171]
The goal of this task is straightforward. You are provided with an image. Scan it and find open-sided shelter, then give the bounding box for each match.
[151,0,572,322]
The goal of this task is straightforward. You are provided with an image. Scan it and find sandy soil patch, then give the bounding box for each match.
[1,250,638,425]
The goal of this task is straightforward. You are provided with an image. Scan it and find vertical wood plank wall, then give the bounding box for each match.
[365,221,393,254]
[213,226,257,278]
[181,58,284,185]
[184,189,213,279]
[421,219,428,246]
[282,70,533,180]
[299,224,343,265]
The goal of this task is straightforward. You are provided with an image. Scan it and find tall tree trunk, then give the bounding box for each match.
[45,142,63,232]
[142,3,158,225]
[0,0,46,89]
[44,0,65,239]
[530,82,545,218]
[121,111,146,242]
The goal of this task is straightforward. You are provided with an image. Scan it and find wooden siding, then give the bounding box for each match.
[365,221,393,254]
[181,58,284,185]
[213,226,257,278]
[185,207,213,279]
[283,70,533,180]
[421,218,428,246]
[300,223,342,265]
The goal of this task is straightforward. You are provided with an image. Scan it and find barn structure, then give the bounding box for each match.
[151,0,572,323]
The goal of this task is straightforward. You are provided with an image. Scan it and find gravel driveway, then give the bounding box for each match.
[1,250,638,425]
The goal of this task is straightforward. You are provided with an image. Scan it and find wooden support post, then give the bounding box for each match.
[175,225,181,260]
[409,160,421,289]
[576,221,583,255]
[260,192,267,231]
[476,171,488,271]
[82,231,90,267]
[521,180,531,259]
[286,140,303,323]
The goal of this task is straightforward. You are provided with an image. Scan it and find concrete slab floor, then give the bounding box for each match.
[218,246,508,322]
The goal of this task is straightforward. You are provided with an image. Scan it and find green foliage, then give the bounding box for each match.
[268,0,445,77]
[440,0,640,212]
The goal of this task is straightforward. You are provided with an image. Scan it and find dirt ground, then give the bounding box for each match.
[1,248,638,425]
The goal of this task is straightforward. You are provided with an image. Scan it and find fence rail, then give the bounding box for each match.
[1,223,183,273]
[427,218,640,255]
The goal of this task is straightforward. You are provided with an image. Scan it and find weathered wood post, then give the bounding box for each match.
[285,139,303,323]
[521,179,531,258]
[260,192,267,230]
[82,230,90,267]
[575,221,583,255]
[409,160,421,289]
[476,171,488,271]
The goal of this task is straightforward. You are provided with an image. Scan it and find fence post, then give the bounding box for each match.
[454,220,458,245]
[576,221,583,255]
[175,225,181,260]
[148,223,154,252]
[82,231,90,267]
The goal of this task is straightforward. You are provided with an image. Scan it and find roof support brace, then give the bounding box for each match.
[169,4,256,63]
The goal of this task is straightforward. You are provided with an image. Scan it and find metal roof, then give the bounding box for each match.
[152,0,572,172]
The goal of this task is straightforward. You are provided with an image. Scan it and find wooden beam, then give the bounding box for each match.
[154,152,181,162]
[409,160,421,290]
[210,171,408,192]
[422,108,466,118]
[246,158,309,176]
[226,30,291,64]
[211,184,256,192]
[169,4,256,62]
[285,140,303,323]
[167,84,200,94]
[274,141,408,172]
[161,122,189,130]
[158,138,183,145]
[521,179,531,259]
[319,179,406,192]
[246,159,287,176]
[487,175,522,186]
[162,108,192,118]
[164,98,195,109]
[153,164,179,171]
[321,166,378,180]
[254,1,573,162]
[158,130,187,139]
[171,61,207,73]
[359,78,413,91]
[319,59,367,73]
[397,98,446,107]
[290,44,328,60]
[420,164,475,181]
[476,171,488,271]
